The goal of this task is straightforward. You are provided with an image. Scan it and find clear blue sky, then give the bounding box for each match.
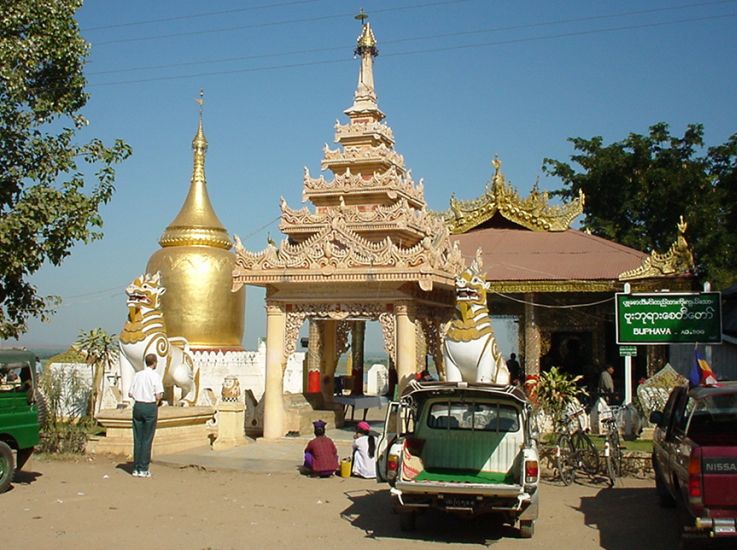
[6,0,737,353]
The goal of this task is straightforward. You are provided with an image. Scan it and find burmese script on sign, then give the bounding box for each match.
[615,292,722,344]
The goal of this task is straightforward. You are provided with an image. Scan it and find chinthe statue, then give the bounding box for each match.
[118,272,199,406]
[443,249,510,385]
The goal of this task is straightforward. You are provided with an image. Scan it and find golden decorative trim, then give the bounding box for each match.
[618,216,695,281]
[443,158,584,234]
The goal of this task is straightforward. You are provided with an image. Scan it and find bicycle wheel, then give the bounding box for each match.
[605,439,617,487]
[610,430,622,478]
[573,431,600,476]
[556,434,575,486]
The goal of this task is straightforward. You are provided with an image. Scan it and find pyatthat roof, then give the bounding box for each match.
[451,227,648,292]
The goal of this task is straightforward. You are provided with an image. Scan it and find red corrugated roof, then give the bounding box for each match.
[451,228,648,281]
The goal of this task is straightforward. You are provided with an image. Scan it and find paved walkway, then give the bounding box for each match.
[153,419,386,474]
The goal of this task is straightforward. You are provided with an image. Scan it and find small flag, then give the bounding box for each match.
[690,348,718,387]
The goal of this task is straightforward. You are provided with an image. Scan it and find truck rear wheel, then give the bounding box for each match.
[399,510,416,531]
[519,520,535,538]
[0,442,15,494]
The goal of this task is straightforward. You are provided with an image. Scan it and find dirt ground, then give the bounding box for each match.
[0,454,704,550]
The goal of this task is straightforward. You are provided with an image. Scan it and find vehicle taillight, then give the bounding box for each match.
[688,451,702,504]
[525,460,539,484]
[404,437,425,455]
[388,453,398,472]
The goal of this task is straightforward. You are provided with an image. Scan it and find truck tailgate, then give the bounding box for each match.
[702,447,737,507]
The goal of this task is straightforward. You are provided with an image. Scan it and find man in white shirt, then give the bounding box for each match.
[128,353,164,478]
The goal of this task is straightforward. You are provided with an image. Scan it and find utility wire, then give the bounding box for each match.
[493,292,615,309]
[82,0,321,31]
[87,0,737,76]
[88,12,737,87]
[54,216,281,304]
[91,0,473,46]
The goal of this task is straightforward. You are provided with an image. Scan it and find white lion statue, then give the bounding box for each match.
[443,249,510,384]
[118,272,198,406]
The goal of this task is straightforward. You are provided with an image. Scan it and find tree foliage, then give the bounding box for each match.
[543,123,737,289]
[74,327,117,417]
[0,0,132,338]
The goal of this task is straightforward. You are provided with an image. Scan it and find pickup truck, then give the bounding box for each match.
[650,381,737,543]
[1,350,41,493]
[376,380,539,538]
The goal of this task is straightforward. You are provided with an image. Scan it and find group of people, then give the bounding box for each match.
[303,419,376,479]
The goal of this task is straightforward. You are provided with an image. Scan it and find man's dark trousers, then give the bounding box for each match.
[132,402,158,472]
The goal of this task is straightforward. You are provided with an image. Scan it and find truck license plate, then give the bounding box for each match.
[714,524,736,536]
[444,496,475,509]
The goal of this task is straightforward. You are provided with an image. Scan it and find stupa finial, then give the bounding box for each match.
[192,89,207,183]
[346,10,383,119]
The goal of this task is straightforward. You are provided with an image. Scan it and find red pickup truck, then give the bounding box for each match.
[650,382,737,544]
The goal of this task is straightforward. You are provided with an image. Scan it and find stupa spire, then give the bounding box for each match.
[159,91,232,250]
[346,11,383,120]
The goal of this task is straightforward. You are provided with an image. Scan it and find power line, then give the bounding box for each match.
[82,0,321,31]
[91,0,473,46]
[88,12,737,87]
[87,0,737,77]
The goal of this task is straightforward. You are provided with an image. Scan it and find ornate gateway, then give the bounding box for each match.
[119,273,198,405]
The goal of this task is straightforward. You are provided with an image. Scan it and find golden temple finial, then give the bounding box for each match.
[192,90,208,185]
[354,10,377,55]
[158,96,231,250]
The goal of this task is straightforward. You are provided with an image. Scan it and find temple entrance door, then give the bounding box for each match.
[543,331,593,388]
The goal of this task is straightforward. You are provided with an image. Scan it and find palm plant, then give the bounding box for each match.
[534,366,588,424]
[74,328,117,417]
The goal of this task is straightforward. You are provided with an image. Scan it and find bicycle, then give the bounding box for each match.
[555,406,600,486]
[601,405,623,487]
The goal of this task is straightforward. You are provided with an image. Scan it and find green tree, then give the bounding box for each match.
[543,123,737,289]
[74,328,117,417]
[0,0,132,338]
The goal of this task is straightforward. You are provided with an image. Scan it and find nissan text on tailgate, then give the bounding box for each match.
[651,381,737,542]
[376,380,539,538]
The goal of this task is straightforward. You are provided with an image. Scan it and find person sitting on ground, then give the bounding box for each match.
[303,419,338,477]
[351,421,376,479]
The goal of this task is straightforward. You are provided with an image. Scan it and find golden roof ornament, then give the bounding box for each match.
[619,216,695,280]
[159,90,232,250]
[443,157,585,234]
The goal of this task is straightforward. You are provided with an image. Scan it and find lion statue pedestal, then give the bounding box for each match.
[90,406,216,457]
[213,376,249,450]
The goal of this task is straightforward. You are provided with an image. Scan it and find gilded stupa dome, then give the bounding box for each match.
[147,101,245,350]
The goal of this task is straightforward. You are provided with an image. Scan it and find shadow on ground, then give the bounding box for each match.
[340,488,519,545]
[12,469,42,487]
[578,486,681,549]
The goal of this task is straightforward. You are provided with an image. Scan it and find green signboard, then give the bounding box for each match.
[619,345,637,357]
[615,292,722,344]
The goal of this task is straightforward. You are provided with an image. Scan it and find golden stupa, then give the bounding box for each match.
[146,100,245,350]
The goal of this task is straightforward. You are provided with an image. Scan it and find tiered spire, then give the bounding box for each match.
[233,15,464,290]
[159,92,232,250]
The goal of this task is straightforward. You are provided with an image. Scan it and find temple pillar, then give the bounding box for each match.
[306,319,322,393]
[321,319,338,403]
[351,320,365,394]
[396,303,417,392]
[263,302,286,440]
[524,294,541,376]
